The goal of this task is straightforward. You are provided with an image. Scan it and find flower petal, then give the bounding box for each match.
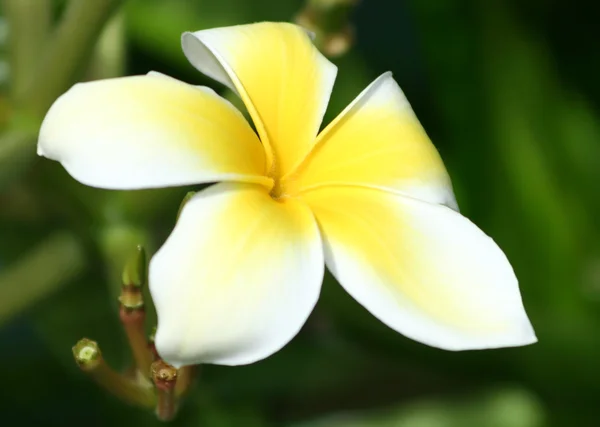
[38,74,270,190]
[288,73,457,209]
[150,183,324,367]
[302,186,536,350]
[182,22,337,176]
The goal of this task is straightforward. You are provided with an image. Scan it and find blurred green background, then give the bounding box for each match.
[0,0,597,426]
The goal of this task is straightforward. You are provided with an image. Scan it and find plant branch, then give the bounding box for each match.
[85,12,126,81]
[24,0,126,116]
[2,0,52,102]
[73,338,156,407]
[0,0,126,190]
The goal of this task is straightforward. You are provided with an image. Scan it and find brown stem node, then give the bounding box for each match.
[151,360,178,421]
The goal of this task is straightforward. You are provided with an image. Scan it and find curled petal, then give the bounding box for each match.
[182,22,337,176]
[150,183,324,367]
[38,74,270,189]
[303,186,536,350]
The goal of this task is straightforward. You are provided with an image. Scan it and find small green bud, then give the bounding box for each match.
[72,338,101,369]
[121,245,146,287]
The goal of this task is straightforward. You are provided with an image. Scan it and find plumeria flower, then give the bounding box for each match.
[38,22,536,367]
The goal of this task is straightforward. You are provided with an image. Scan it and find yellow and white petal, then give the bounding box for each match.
[289,73,457,209]
[302,186,536,350]
[150,183,323,367]
[38,74,270,190]
[182,22,337,176]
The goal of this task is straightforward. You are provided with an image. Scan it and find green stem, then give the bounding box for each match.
[24,0,126,116]
[85,12,126,81]
[0,232,86,325]
[98,223,157,364]
[73,338,156,408]
[98,223,150,306]
[2,0,52,102]
[0,0,126,189]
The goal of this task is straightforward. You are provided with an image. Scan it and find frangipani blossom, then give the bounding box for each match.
[38,22,536,368]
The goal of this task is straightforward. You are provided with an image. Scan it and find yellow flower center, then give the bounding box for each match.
[267,160,288,200]
[266,157,301,201]
[269,178,285,199]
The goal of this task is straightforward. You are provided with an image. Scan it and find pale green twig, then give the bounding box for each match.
[0,0,126,190]
[25,0,126,116]
[85,12,126,81]
[2,0,52,102]
[73,338,156,407]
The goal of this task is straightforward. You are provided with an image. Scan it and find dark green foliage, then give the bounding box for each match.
[0,0,596,425]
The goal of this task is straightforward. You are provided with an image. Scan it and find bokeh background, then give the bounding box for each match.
[0,0,598,426]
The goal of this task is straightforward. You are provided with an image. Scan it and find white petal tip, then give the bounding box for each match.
[181,31,202,55]
[439,319,538,352]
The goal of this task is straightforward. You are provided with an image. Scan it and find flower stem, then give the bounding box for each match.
[151,361,178,421]
[120,306,154,380]
[119,246,154,379]
[84,12,126,81]
[73,338,156,408]
[148,327,160,361]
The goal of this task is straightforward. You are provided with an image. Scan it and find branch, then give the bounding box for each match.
[2,0,52,101]
[0,0,126,189]
[23,0,126,116]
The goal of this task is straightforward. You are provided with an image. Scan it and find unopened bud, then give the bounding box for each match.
[72,338,101,370]
[72,338,156,408]
[121,245,146,288]
[119,246,153,377]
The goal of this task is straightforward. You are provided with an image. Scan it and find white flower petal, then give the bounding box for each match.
[150,183,324,367]
[303,186,536,350]
[38,74,270,190]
